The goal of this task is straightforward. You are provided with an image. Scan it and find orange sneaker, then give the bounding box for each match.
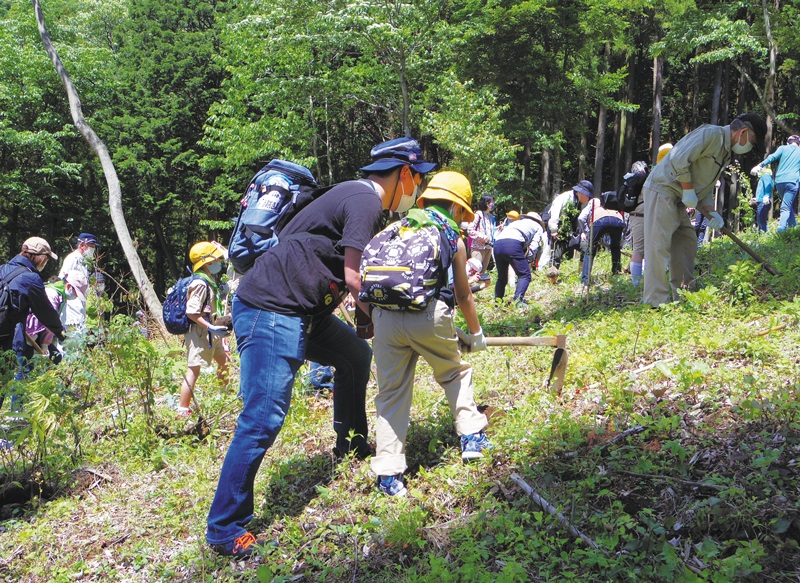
[210,532,264,558]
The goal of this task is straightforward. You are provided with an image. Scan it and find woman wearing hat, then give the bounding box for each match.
[370,171,490,497]
[493,211,549,304]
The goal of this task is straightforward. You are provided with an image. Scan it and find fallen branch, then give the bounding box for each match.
[510,473,603,551]
[754,324,786,337]
[628,357,677,375]
[616,470,725,491]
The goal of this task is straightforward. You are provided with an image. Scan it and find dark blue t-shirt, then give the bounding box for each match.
[236,180,383,317]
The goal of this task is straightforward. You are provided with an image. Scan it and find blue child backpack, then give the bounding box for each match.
[228,159,320,274]
[162,275,208,335]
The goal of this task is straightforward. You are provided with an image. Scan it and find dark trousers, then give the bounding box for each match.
[494,238,532,301]
[582,217,624,283]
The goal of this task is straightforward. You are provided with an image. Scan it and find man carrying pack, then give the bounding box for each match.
[642,113,767,307]
[546,180,593,269]
[206,138,435,557]
[1,238,66,408]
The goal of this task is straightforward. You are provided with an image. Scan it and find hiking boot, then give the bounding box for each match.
[461,431,492,461]
[210,532,264,558]
[377,474,407,497]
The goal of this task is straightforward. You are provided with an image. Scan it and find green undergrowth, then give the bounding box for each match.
[2,228,800,581]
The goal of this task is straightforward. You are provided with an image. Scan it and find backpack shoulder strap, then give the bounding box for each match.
[1,266,31,286]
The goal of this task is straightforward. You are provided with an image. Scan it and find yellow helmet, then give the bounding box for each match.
[506,210,520,220]
[190,241,224,272]
[417,171,474,222]
[657,143,673,164]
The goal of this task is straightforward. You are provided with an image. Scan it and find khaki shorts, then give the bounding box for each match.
[185,324,226,367]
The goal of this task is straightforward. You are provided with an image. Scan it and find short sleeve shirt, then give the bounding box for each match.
[236,180,384,316]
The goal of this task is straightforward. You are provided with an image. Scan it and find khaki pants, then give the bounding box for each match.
[643,188,697,307]
[470,247,493,273]
[629,213,644,257]
[370,300,488,476]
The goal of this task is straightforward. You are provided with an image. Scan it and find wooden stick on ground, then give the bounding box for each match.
[510,473,603,551]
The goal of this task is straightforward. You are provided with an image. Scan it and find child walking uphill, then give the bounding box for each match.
[367,171,490,497]
[177,241,230,417]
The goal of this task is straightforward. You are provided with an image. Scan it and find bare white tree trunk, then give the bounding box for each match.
[32,0,168,340]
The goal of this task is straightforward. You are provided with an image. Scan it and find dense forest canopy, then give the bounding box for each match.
[1,0,798,297]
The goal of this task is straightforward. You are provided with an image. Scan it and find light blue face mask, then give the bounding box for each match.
[207,261,223,275]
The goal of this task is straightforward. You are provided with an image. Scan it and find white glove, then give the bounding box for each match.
[468,328,487,352]
[707,212,724,230]
[750,165,762,177]
[764,197,771,205]
[207,324,231,338]
[681,189,698,207]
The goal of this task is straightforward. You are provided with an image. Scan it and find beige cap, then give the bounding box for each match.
[22,237,58,260]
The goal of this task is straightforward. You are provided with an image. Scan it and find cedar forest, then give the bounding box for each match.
[2,0,800,581]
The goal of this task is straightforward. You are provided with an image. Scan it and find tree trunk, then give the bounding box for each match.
[579,112,589,181]
[721,60,730,124]
[762,0,778,151]
[692,61,699,128]
[540,147,551,203]
[32,0,168,340]
[553,146,563,198]
[710,63,723,125]
[593,104,607,195]
[612,109,621,188]
[651,54,663,164]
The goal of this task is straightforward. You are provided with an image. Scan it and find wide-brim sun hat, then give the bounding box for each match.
[64,270,89,301]
[360,137,437,174]
[524,211,546,230]
[417,171,474,222]
[190,241,225,272]
[572,180,594,197]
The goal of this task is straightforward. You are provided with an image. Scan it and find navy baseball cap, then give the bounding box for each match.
[360,137,437,174]
[78,233,100,246]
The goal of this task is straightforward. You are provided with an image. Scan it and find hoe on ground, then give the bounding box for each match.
[457,328,568,394]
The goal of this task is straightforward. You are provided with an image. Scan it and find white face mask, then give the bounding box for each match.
[396,184,421,214]
[207,261,223,275]
[96,284,105,293]
[84,247,95,258]
[732,130,753,155]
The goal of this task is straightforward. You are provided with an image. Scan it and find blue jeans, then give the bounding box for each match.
[493,238,531,301]
[206,298,372,545]
[757,202,771,232]
[777,181,798,232]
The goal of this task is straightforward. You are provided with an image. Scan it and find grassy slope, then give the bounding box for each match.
[1,228,800,582]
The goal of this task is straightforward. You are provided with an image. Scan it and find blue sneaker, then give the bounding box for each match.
[377,474,407,497]
[461,431,492,461]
